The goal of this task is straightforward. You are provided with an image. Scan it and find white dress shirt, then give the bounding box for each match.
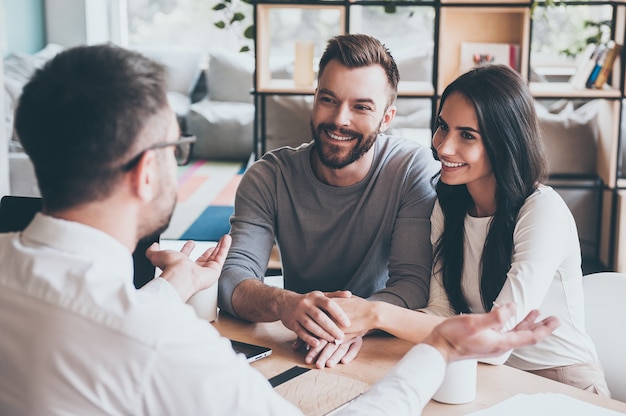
[0,214,446,415]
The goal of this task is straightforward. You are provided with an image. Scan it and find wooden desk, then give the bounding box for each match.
[213,312,626,415]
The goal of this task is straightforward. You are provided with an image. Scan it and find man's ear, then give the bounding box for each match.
[380,104,397,133]
[131,150,159,202]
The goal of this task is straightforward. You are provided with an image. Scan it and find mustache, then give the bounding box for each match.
[316,123,363,141]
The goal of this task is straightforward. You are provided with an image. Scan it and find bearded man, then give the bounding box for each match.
[219,34,439,368]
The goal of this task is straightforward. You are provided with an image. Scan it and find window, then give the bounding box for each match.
[124,0,253,52]
[531,3,613,81]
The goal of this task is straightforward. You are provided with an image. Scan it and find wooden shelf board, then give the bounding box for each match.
[529,82,622,99]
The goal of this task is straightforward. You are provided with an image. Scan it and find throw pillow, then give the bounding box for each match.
[207,50,254,104]
[537,100,599,175]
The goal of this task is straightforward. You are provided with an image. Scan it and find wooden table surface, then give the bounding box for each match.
[212,312,626,415]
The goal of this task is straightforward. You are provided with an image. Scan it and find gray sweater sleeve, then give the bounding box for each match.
[367,147,437,309]
[218,158,278,316]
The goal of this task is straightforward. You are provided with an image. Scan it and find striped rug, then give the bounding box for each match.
[162,159,247,241]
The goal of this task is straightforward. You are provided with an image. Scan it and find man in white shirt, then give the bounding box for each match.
[0,44,558,415]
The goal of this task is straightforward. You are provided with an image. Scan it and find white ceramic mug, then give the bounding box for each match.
[432,358,477,404]
[186,283,218,322]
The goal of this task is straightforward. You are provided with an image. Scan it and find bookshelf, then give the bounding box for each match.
[251,0,626,272]
[437,6,530,92]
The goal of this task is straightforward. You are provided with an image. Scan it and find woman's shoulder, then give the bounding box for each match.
[519,184,572,220]
[524,184,566,207]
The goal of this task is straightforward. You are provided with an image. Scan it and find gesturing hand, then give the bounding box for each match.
[146,234,232,302]
[424,303,560,363]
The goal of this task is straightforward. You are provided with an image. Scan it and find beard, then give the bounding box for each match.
[310,120,381,170]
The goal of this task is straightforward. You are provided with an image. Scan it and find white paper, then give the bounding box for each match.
[465,393,624,416]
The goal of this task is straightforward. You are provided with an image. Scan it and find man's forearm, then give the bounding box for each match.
[231,279,292,322]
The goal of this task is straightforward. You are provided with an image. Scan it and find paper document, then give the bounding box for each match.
[466,393,624,416]
[275,370,369,416]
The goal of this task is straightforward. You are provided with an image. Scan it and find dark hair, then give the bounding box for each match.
[433,64,548,313]
[15,44,169,212]
[318,34,399,104]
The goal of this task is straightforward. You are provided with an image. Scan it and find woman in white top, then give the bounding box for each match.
[331,64,609,396]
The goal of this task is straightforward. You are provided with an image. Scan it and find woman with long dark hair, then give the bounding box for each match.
[334,64,609,395]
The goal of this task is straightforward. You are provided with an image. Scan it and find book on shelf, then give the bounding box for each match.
[570,42,622,90]
[585,45,608,88]
[569,43,601,90]
[458,42,521,75]
[593,41,622,89]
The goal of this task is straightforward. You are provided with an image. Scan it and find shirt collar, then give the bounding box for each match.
[22,213,134,280]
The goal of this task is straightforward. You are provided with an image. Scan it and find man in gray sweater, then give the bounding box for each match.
[219,34,440,367]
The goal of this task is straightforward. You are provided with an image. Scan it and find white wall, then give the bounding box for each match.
[0,3,10,197]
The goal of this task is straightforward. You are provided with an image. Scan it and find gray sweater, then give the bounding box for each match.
[218,135,439,315]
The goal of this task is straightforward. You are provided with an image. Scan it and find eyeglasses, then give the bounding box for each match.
[121,135,197,171]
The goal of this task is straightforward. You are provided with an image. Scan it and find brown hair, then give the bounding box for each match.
[318,34,399,103]
[15,44,169,212]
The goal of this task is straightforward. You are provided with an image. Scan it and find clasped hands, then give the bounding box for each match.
[279,290,375,369]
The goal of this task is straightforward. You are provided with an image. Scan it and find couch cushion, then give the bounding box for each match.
[4,44,64,144]
[207,50,254,104]
[133,46,205,96]
[167,91,191,117]
[9,153,40,197]
[265,95,314,152]
[395,47,433,83]
[537,100,599,175]
[187,100,254,161]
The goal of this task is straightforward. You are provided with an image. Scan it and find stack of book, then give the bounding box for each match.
[570,41,623,90]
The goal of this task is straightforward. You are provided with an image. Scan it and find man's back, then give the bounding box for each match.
[0,214,299,415]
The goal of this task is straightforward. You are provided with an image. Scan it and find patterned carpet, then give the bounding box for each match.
[162,159,247,241]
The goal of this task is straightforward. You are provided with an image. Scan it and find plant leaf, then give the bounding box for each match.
[213,3,226,11]
[384,4,396,14]
[231,12,245,23]
[214,21,226,29]
[244,25,255,39]
[240,46,251,53]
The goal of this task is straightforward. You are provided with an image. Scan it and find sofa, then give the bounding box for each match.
[186,50,255,161]
[132,45,207,137]
[4,44,64,197]
[3,45,257,196]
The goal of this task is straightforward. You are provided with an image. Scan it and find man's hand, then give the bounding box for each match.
[277,290,351,348]
[424,303,560,363]
[146,234,232,302]
[292,334,364,368]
